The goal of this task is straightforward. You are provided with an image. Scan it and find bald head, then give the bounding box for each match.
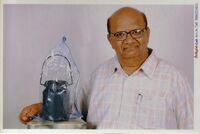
[107,7,148,33]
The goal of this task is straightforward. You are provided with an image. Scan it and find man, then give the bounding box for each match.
[19,7,193,129]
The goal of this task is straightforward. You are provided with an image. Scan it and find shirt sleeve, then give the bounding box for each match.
[175,73,194,129]
[73,78,91,121]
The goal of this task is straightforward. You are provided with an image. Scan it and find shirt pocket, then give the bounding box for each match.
[135,93,167,129]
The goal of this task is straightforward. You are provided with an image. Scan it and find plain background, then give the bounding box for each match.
[3,5,194,128]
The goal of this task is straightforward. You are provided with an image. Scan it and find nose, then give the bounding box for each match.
[124,33,137,44]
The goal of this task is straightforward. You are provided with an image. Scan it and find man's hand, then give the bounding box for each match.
[19,103,42,124]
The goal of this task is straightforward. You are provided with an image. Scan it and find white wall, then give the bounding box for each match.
[3,5,194,128]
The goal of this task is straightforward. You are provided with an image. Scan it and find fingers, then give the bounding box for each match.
[19,106,36,124]
[19,103,42,124]
[19,107,30,124]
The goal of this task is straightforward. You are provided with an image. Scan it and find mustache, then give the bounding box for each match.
[121,40,141,50]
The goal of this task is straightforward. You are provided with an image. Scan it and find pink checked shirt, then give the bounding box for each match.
[79,50,193,129]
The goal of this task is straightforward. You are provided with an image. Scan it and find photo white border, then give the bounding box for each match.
[0,0,199,134]
[0,0,3,133]
[0,0,198,5]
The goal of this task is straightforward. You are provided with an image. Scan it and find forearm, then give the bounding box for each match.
[30,103,42,112]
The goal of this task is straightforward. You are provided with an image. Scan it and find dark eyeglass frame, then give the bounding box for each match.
[109,27,147,41]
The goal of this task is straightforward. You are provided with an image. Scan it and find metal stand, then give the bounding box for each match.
[27,118,87,129]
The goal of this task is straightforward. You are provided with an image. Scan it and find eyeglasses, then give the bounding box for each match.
[109,27,147,41]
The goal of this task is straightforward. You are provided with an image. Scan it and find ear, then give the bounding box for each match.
[146,27,150,43]
[107,34,115,49]
[107,34,111,43]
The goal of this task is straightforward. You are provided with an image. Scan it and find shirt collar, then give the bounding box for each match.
[140,48,158,78]
[111,48,158,78]
[112,55,121,73]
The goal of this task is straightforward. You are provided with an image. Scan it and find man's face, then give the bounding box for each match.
[108,11,150,63]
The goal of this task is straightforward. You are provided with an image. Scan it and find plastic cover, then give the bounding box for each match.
[39,36,80,120]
